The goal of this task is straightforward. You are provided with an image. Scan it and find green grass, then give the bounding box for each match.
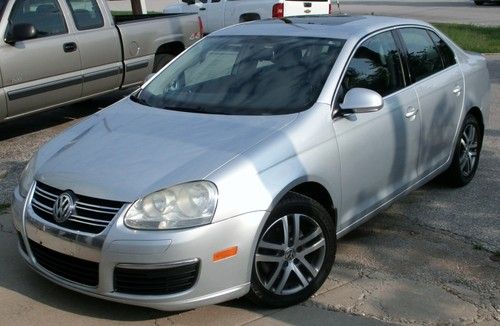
[432,23,500,53]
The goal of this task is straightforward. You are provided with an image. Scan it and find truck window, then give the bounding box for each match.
[6,0,68,39]
[65,0,104,30]
[0,0,7,19]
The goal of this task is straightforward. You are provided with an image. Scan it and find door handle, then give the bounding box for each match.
[199,7,206,11]
[405,106,419,119]
[63,42,77,53]
[452,85,462,96]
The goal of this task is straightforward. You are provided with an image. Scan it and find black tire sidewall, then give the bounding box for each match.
[248,193,336,308]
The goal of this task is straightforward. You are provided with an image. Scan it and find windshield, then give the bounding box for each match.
[0,0,7,18]
[137,36,345,115]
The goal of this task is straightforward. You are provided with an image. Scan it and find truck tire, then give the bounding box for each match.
[474,0,485,4]
[153,54,175,73]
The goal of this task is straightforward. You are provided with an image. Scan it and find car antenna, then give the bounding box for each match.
[280,17,293,24]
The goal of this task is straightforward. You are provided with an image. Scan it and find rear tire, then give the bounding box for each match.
[153,54,175,73]
[442,113,483,187]
[474,1,485,5]
[247,192,336,308]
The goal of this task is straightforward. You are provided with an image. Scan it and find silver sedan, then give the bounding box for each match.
[12,15,490,310]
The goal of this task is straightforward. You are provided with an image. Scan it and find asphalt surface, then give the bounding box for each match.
[0,3,498,324]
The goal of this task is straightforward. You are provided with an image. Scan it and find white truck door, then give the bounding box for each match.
[284,0,331,16]
[201,0,225,33]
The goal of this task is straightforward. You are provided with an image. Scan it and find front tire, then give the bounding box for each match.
[443,113,483,187]
[247,192,336,308]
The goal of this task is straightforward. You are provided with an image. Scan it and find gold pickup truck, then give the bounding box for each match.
[0,0,202,121]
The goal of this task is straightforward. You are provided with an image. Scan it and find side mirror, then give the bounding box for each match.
[182,0,196,5]
[6,23,37,44]
[339,88,383,113]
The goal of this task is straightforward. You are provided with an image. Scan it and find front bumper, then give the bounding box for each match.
[12,184,267,311]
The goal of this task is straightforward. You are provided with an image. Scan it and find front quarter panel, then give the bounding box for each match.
[207,103,341,226]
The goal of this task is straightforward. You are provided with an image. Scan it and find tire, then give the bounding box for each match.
[474,0,485,5]
[153,53,175,73]
[443,113,483,187]
[247,192,336,308]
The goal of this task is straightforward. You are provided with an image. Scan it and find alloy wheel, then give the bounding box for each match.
[459,123,479,177]
[255,214,326,296]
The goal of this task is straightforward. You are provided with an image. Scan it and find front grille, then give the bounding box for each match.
[31,182,124,234]
[114,261,199,295]
[29,239,99,286]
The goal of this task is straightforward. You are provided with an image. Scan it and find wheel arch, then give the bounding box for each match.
[467,106,485,134]
[155,41,185,57]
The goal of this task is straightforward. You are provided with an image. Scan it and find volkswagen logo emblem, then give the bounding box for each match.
[53,192,75,223]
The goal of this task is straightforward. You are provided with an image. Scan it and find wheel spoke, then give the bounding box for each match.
[259,240,285,251]
[292,264,309,288]
[255,253,283,263]
[276,265,292,294]
[297,227,322,247]
[293,214,301,247]
[281,216,289,248]
[299,256,318,277]
[467,125,476,145]
[300,238,325,257]
[265,261,284,290]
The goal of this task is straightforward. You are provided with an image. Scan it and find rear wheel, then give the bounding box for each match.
[443,113,483,187]
[247,192,336,308]
[153,53,175,73]
[474,1,485,5]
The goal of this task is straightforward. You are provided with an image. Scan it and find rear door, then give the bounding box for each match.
[64,0,122,98]
[199,0,225,33]
[284,0,330,16]
[397,28,464,176]
[1,0,82,118]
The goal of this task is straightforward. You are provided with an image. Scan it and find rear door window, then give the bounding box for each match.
[66,0,104,30]
[399,28,444,82]
[428,31,456,68]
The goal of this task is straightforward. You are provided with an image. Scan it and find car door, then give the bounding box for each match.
[397,28,464,177]
[198,0,225,33]
[64,0,122,98]
[1,0,82,118]
[333,31,421,229]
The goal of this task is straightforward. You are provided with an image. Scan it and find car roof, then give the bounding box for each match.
[211,15,432,41]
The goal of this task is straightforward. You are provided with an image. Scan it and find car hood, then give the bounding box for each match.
[36,98,297,202]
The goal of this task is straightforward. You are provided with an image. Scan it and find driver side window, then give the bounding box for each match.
[339,31,405,101]
[6,0,67,39]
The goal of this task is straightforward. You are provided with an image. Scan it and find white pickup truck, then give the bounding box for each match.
[0,0,202,122]
[165,0,333,34]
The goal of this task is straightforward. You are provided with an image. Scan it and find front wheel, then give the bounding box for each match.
[443,113,483,187]
[247,192,336,308]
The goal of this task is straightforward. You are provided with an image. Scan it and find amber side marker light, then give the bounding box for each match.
[213,246,238,262]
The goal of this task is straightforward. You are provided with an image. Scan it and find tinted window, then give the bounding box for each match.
[66,0,104,30]
[399,28,443,82]
[138,36,345,115]
[0,0,7,19]
[429,31,456,68]
[7,0,67,39]
[341,31,405,99]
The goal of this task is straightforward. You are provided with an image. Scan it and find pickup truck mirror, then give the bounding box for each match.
[182,0,196,5]
[339,88,384,113]
[7,23,37,44]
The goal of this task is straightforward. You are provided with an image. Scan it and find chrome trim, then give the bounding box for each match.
[116,258,200,270]
[75,203,120,213]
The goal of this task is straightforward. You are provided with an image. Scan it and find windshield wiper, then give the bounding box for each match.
[130,93,150,107]
[162,105,214,114]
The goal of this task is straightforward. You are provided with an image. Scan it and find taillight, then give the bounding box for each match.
[272,3,284,18]
[198,16,204,36]
[329,3,333,14]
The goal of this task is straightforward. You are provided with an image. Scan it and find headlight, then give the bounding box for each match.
[19,155,36,198]
[124,181,218,230]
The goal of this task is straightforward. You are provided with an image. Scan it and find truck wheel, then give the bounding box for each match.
[474,0,485,4]
[442,113,483,187]
[153,54,175,73]
[247,192,336,308]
